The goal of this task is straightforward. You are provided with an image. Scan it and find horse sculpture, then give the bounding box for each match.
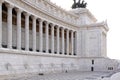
[72,0,87,9]
[72,0,77,9]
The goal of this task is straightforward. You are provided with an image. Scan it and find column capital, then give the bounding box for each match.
[67,29,69,32]
[51,24,55,28]
[49,23,54,27]
[6,4,14,9]
[44,21,49,25]
[61,27,64,30]
[57,26,60,29]
[15,8,23,13]
[70,30,74,33]
[23,12,30,17]
[74,31,77,33]
[0,0,4,5]
[31,15,37,20]
[38,18,43,22]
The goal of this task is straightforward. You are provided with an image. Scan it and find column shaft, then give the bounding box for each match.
[51,25,54,53]
[39,20,43,52]
[57,27,60,54]
[32,16,37,52]
[75,32,77,55]
[45,23,49,53]
[0,3,2,48]
[25,13,29,51]
[7,5,13,49]
[62,28,64,55]
[67,30,69,55]
[16,9,22,50]
[71,31,74,55]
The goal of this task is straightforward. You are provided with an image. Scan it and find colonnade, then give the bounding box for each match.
[0,2,77,56]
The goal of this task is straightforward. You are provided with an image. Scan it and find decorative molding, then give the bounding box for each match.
[0,48,78,59]
[21,0,79,27]
[4,0,78,30]
[80,21,109,31]
[70,8,97,22]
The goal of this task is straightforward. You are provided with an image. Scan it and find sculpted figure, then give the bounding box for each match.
[83,3,87,8]
[77,0,81,8]
[81,0,87,8]
[71,0,87,9]
[72,0,77,9]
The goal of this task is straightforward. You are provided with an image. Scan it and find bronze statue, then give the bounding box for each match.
[72,0,77,9]
[72,0,87,9]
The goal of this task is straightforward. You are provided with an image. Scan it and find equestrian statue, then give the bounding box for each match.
[72,0,87,9]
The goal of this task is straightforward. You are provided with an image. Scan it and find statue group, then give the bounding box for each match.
[72,0,87,9]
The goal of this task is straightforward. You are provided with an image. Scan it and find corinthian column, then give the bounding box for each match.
[67,29,69,55]
[39,19,43,52]
[32,16,37,52]
[24,13,30,51]
[6,4,14,49]
[51,24,54,53]
[0,1,3,48]
[16,9,22,50]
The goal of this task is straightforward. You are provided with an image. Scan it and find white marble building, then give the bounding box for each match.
[0,0,120,79]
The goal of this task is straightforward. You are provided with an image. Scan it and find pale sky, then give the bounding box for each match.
[51,0,120,59]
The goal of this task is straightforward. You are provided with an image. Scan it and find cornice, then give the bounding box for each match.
[79,21,109,31]
[0,48,78,59]
[44,0,78,18]
[82,9,97,22]
[20,0,79,28]
[71,8,97,22]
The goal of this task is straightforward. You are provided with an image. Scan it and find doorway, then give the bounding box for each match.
[91,67,94,71]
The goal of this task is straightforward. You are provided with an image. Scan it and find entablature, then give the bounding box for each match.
[21,0,79,27]
[4,0,79,30]
[79,21,109,32]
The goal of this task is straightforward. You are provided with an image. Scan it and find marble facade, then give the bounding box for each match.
[0,0,120,79]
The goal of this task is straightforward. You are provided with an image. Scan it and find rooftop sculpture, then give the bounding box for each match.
[72,0,87,9]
